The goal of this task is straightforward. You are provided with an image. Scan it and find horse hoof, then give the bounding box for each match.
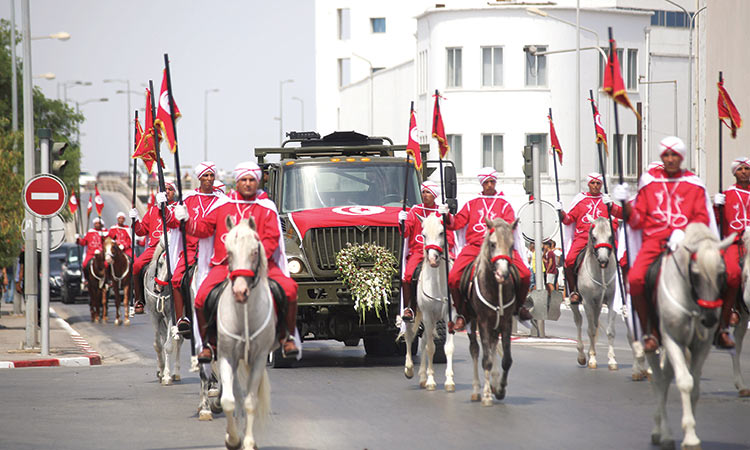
[739,389,750,398]
[198,410,213,421]
[404,367,414,379]
[114,319,120,326]
[588,361,597,369]
[660,439,675,450]
[608,363,618,371]
[470,393,481,402]
[225,437,241,450]
[124,319,130,326]
[494,390,506,400]
[419,381,427,389]
[632,372,646,382]
[577,355,586,366]
[156,371,161,380]
[652,433,661,445]
[445,383,455,393]
[481,397,493,407]
[426,383,436,391]
[172,374,181,382]
[161,377,172,386]
[680,444,700,450]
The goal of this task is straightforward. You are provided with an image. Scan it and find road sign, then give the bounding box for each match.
[23,174,68,218]
[33,215,66,252]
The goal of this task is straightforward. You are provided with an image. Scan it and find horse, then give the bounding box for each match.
[571,217,620,370]
[732,232,750,397]
[85,250,108,323]
[102,236,131,326]
[459,217,520,406]
[190,264,223,421]
[217,216,277,450]
[646,223,734,450]
[144,239,184,386]
[403,214,456,392]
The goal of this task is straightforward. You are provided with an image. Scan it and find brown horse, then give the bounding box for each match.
[86,250,108,323]
[103,236,131,326]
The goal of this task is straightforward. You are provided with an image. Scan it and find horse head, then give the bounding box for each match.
[588,217,613,268]
[153,237,170,294]
[419,214,445,268]
[103,236,117,265]
[225,215,267,303]
[483,217,517,284]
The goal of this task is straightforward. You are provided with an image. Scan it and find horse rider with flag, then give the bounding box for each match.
[440,167,532,332]
[107,212,133,258]
[555,172,622,304]
[130,182,178,314]
[398,180,457,322]
[174,161,299,363]
[170,161,222,337]
[76,217,108,271]
[710,156,749,348]
[613,136,718,353]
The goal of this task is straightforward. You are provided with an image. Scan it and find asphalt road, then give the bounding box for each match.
[1,300,748,450]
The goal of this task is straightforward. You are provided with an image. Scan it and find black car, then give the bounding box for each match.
[49,245,68,300]
[54,243,86,304]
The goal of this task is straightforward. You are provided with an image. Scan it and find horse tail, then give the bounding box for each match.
[256,368,272,425]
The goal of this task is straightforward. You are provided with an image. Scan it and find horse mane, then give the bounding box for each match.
[682,223,719,248]
[588,217,611,244]
[421,214,443,242]
[681,223,723,289]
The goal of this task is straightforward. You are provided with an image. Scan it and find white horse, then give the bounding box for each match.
[646,223,734,450]
[218,216,277,450]
[193,269,222,421]
[144,240,184,386]
[732,232,750,397]
[403,214,455,392]
[571,217,619,370]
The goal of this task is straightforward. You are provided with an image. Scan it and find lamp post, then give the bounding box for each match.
[639,76,678,145]
[689,6,707,173]
[204,88,219,161]
[104,79,133,169]
[75,97,109,145]
[30,31,70,41]
[279,79,294,144]
[58,80,92,102]
[33,73,55,80]
[10,0,18,132]
[292,96,304,130]
[352,53,374,135]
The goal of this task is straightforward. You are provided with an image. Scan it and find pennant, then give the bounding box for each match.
[432,93,450,159]
[548,115,563,165]
[94,185,104,217]
[155,69,181,153]
[603,40,641,120]
[132,89,162,174]
[590,98,609,155]
[87,194,93,216]
[406,108,422,170]
[718,79,742,138]
[68,191,78,215]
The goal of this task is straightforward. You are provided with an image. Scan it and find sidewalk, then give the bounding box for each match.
[0,307,101,368]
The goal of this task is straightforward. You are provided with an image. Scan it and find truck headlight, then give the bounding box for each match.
[288,258,303,274]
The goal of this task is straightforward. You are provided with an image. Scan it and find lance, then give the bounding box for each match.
[149,79,176,325]
[398,102,413,317]
[435,90,453,328]
[129,110,138,312]
[549,108,568,298]
[718,71,724,239]
[163,54,196,353]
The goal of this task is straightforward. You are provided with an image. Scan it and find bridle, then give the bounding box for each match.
[228,241,263,291]
[669,245,724,311]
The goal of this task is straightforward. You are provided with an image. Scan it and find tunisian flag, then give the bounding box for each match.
[432,92,449,158]
[68,191,78,215]
[133,89,161,174]
[548,114,563,165]
[718,79,742,138]
[603,39,641,120]
[87,194,93,216]
[155,69,181,153]
[94,185,104,216]
[406,106,422,170]
[590,98,609,155]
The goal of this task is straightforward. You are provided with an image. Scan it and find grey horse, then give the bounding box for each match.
[732,232,750,397]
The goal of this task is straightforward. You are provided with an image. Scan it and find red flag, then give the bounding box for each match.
[68,191,78,215]
[432,93,449,159]
[87,194,93,216]
[718,79,743,138]
[155,69,181,153]
[590,99,609,155]
[603,40,641,120]
[133,89,162,174]
[548,115,563,165]
[406,108,422,170]
[94,185,104,217]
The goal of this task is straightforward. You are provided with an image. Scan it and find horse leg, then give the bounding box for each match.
[444,318,456,392]
[198,367,213,421]
[100,287,108,323]
[480,328,496,406]
[417,323,428,388]
[114,285,122,325]
[496,318,513,400]
[586,302,599,369]
[243,354,271,450]
[626,315,648,381]
[424,317,437,391]
[663,335,700,449]
[572,303,586,366]
[404,315,416,380]
[733,312,749,396]
[606,301,618,370]
[469,322,481,402]
[172,331,182,382]
[153,325,165,383]
[219,355,241,450]
[646,351,675,448]
[123,284,131,325]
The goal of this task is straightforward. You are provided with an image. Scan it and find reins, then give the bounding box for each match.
[473,259,516,330]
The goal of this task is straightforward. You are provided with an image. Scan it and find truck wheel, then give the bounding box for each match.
[364,333,393,357]
[269,347,294,368]
[432,320,447,363]
[343,338,360,347]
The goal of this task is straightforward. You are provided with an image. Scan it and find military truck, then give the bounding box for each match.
[256,131,456,365]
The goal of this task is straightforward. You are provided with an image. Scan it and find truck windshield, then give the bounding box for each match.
[281,162,421,212]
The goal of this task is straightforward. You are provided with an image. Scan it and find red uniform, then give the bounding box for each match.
[171,191,222,290]
[401,204,456,283]
[133,204,176,276]
[717,185,749,295]
[77,228,108,267]
[562,193,622,267]
[107,224,133,258]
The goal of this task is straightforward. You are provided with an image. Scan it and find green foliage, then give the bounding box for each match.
[0,131,23,267]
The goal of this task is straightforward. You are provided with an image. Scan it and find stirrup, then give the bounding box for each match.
[197,344,215,363]
[716,331,736,350]
[451,315,466,332]
[642,335,659,353]
[177,317,192,337]
[134,301,145,314]
[282,337,299,359]
[402,308,415,323]
[569,292,582,304]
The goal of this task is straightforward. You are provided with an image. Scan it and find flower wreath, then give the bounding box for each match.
[335,242,397,323]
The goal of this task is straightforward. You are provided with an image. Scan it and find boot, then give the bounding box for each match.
[173,288,191,337]
[449,286,466,332]
[401,281,415,322]
[632,294,659,352]
[195,307,214,363]
[564,265,581,304]
[134,271,145,314]
[282,300,299,358]
[716,330,736,349]
[719,287,738,330]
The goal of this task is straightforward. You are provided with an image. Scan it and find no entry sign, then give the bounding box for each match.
[23,174,68,218]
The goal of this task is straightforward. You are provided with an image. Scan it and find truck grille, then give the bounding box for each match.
[306,226,402,273]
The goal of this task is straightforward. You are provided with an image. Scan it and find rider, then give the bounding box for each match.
[171,162,222,337]
[710,156,748,348]
[76,217,108,270]
[398,180,456,322]
[556,172,622,304]
[107,212,133,258]
[613,136,716,353]
[175,161,299,363]
[130,183,177,314]
[441,167,532,332]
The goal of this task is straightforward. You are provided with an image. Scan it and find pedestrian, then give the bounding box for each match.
[543,241,556,295]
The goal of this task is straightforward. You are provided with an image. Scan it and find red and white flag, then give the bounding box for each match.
[94,185,104,216]
[590,98,609,155]
[68,191,78,215]
[718,79,742,138]
[87,194,93,216]
[406,106,422,170]
[147,190,155,210]
[155,69,181,153]
[432,92,449,159]
[548,115,563,165]
[133,89,161,174]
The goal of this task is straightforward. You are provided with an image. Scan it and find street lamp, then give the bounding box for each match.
[279,79,294,144]
[292,96,305,130]
[105,79,134,168]
[30,31,70,41]
[58,80,92,102]
[204,88,219,161]
[75,97,109,144]
[33,73,56,80]
[639,76,678,147]
[352,53,374,135]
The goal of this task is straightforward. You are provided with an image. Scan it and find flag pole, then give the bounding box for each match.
[435,90,453,328]
[399,102,413,317]
[163,54,195,353]
[129,110,138,313]
[549,108,568,297]
[718,71,724,239]
[73,190,82,279]
[86,194,92,230]
[149,79,176,325]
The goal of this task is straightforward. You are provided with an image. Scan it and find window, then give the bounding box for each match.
[446,48,462,88]
[650,9,691,28]
[338,58,351,87]
[612,135,625,177]
[627,49,638,90]
[525,46,547,87]
[481,47,503,87]
[626,134,638,177]
[371,18,386,33]
[337,8,350,40]
[448,134,462,174]
[482,135,504,172]
[526,134,548,173]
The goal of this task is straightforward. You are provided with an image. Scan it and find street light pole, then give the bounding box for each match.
[104,80,132,169]
[10,0,18,132]
[352,53,374,135]
[204,88,219,161]
[75,97,109,148]
[292,96,304,130]
[279,79,294,144]
[639,77,678,140]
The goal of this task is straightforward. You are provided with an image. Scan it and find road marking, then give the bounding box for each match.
[31,192,59,200]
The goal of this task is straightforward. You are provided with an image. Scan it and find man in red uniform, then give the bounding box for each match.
[130,183,177,313]
[556,172,622,304]
[442,167,532,332]
[711,156,748,348]
[171,162,222,336]
[76,217,108,270]
[175,162,299,362]
[107,212,133,258]
[398,180,456,322]
[614,136,717,352]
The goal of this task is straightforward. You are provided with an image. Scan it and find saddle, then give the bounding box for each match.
[179,263,198,296]
[644,250,668,307]
[573,247,587,275]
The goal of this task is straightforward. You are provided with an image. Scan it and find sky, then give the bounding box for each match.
[3,0,315,175]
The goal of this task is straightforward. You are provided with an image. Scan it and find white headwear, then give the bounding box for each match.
[648,160,664,171]
[477,167,499,185]
[659,136,686,160]
[116,211,126,219]
[420,180,439,198]
[731,157,750,175]
[194,161,216,178]
[233,161,262,182]
[165,181,176,190]
[587,172,603,184]
[213,179,226,194]
[93,217,104,225]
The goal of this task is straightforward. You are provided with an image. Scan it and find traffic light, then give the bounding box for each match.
[522,145,533,195]
[51,141,69,175]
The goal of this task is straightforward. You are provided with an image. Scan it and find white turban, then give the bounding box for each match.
[213,180,226,194]
[420,180,439,198]
[731,157,750,175]
[233,161,262,182]
[659,136,686,160]
[477,167,499,185]
[194,161,216,178]
[116,211,126,219]
[93,217,104,225]
[648,160,664,171]
[165,181,176,191]
[587,172,603,184]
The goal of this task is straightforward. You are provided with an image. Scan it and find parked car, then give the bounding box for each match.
[49,245,68,300]
[56,243,85,304]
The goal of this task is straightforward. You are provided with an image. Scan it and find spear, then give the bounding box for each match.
[434,90,453,328]
[548,108,568,298]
